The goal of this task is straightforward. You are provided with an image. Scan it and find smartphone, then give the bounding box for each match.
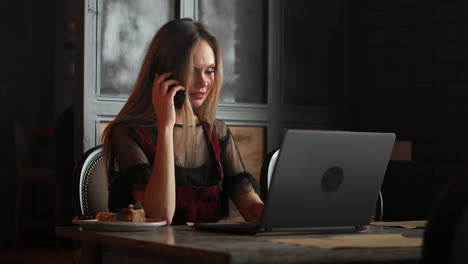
[150,65,186,109]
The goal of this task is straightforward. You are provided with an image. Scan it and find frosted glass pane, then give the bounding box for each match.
[198,0,266,104]
[99,0,175,97]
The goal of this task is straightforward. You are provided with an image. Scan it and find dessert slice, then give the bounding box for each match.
[117,203,146,223]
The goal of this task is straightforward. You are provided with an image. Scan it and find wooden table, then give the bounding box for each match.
[56,225,423,264]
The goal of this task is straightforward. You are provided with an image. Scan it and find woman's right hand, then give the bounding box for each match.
[151,72,185,129]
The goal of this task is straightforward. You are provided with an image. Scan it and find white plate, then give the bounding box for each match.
[72,218,167,231]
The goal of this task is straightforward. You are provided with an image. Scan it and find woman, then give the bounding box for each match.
[101,18,264,225]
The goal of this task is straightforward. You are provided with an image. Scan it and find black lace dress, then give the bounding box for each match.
[107,119,259,224]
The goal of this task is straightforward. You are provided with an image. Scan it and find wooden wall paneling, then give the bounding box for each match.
[228,126,266,183]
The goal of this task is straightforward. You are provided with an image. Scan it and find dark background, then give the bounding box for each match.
[353,0,468,221]
[2,0,468,248]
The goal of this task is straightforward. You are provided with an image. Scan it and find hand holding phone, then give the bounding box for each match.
[150,65,186,109]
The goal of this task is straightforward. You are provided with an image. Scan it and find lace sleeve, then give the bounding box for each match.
[107,123,153,211]
[110,123,151,171]
[215,120,260,199]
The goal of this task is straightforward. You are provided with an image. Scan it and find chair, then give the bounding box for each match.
[259,149,384,221]
[450,207,468,263]
[422,174,468,264]
[13,121,58,246]
[72,145,109,217]
[259,148,279,201]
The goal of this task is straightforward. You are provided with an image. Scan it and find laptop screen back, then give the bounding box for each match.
[260,130,395,230]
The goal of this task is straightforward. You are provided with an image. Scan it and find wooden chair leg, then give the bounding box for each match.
[13,183,23,247]
[54,183,61,248]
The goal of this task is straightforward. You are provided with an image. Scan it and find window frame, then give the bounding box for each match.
[82,0,343,153]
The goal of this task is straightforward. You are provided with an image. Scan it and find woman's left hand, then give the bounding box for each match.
[233,191,264,224]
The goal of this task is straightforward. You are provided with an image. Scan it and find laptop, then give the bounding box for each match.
[194,129,396,234]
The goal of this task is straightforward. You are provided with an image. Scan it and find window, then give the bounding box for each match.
[99,0,175,97]
[198,0,267,104]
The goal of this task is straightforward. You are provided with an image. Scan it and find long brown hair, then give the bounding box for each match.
[101,18,223,163]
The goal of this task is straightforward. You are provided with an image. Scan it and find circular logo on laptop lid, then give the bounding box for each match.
[321,166,344,193]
